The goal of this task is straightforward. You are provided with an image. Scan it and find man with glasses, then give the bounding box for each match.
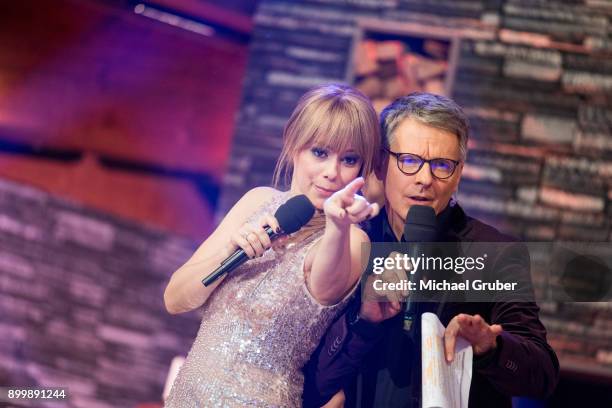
[303,93,559,407]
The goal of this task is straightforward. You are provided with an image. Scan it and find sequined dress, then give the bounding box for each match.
[165,193,356,407]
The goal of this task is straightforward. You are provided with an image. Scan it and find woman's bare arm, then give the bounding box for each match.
[163,187,277,314]
[306,178,376,305]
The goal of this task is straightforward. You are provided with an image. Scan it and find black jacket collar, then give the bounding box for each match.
[364,202,469,243]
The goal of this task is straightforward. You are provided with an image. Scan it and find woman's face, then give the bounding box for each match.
[291,144,363,209]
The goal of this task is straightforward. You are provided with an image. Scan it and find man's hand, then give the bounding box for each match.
[360,251,408,323]
[444,314,503,362]
[360,293,402,323]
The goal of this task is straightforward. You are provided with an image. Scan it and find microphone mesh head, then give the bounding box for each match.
[404,205,437,242]
[275,195,315,234]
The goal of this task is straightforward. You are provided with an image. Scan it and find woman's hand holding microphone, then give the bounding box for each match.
[227,213,289,259]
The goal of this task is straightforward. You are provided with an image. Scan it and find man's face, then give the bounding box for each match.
[383,117,463,228]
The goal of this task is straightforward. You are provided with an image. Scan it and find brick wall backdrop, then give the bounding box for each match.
[0,178,201,407]
[1,1,611,406]
[219,0,612,382]
[0,0,248,240]
[0,1,249,406]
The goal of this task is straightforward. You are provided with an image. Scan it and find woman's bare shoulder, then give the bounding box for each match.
[228,186,283,219]
[243,186,282,202]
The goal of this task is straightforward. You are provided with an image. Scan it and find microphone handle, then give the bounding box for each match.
[202,226,276,287]
[403,244,422,330]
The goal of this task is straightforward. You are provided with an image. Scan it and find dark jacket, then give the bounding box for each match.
[303,204,559,408]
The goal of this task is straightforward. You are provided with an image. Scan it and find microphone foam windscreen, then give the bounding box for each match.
[404,205,437,242]
[275,195,316,234]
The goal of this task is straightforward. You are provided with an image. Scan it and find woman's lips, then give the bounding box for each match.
[315,185,336,196]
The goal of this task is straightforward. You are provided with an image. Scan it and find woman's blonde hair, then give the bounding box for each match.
[272,84,380,188]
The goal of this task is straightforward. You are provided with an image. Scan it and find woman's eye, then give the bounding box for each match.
[311,147,327,158]
[342,156,360,166]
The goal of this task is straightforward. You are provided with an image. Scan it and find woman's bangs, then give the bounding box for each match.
[309,110,367,158]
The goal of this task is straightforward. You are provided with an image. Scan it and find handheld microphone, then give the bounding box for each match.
[403,205,437,330]
[202,194,315,287]
[403,205,437,246]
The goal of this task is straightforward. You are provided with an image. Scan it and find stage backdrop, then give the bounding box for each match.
[219,0,612,387]
[0,178,201,407]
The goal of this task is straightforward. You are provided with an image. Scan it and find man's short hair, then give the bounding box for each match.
[380,92,470,161]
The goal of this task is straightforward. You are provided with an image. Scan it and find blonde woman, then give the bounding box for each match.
[163,84,381,407]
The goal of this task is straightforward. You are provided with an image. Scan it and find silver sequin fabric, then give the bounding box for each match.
[165,193,356,407]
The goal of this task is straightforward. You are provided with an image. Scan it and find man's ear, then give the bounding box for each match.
[455,161,464,179]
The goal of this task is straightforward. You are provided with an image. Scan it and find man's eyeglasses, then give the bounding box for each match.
[384,148,461,179]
